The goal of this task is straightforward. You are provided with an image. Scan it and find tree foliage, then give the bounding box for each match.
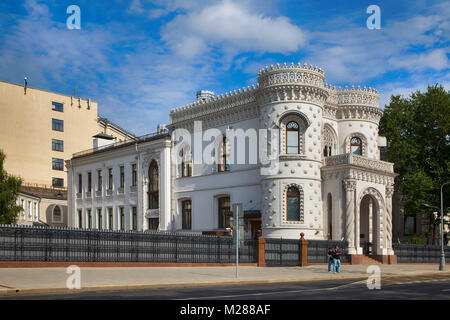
[379,84,449,220]
[0,150,22,224]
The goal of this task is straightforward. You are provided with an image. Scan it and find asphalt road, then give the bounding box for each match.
[1,273,450,300]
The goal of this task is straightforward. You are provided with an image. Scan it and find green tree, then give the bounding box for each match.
[0,150,22,224]
[379,85,450,244]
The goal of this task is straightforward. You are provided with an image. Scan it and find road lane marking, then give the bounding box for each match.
[178,280,366,300]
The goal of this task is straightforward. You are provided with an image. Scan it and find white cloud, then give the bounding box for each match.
[388,49,449,71]
[161,1,304,57]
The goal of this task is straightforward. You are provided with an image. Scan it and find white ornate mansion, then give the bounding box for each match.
[67,62,397,259]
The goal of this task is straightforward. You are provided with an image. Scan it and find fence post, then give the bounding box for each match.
[257,236,266,267]
[298,232,309,267]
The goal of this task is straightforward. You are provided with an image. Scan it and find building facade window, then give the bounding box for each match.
[351,137,363,155]
[404,216,416,236]
[52,177,64,187]
[78,210,82,228]
[322,126,336,158]
[87,209,92,229]
[87,171,92,192]
[52,205,62,223]
[132,207,137,230]
[287,187,301,221]
[181,149,192,177]
[52,119,64,131]
[119,166,125,189]
[97,170,102,191]
[148,218,159,230]
[218,196,231,229]
[108,208,113,230]
[108,168,113,190]
[148,161,159,209]
[182,200,192,230]
[132,164,137,186]
[97,208,102,229]
[52,158,64,171]
[286,121,300,154]
[52,139,64,152]
[218,136,230,172]
[52,102,63,112]
[78,174,82,193]
[120,207,125,230]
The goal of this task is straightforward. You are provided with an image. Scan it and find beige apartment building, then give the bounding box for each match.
[0,80,135,226]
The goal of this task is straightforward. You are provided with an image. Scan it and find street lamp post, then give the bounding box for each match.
[423,181,449,271]
[439,182,449,271]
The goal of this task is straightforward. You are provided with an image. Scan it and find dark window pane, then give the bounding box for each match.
[52,102,63,112]
[52,119,63,131]
[52,158,64,171]
[52,139,64,152]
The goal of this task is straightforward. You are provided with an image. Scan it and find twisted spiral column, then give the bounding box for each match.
[385,186,394,255]
[343,179,357,254]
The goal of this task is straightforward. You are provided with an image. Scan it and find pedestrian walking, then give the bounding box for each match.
[333,245,342,273]
[327,248,334,272]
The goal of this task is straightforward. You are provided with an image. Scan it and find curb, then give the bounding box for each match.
[2,270,449,296]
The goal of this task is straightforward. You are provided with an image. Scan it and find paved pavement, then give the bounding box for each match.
[0,264,448,296]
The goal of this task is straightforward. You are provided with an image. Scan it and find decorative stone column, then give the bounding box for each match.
[385,186,395,256]
[142,177,149,231]
[343,179,357,254]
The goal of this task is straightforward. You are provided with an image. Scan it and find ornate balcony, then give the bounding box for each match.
[323,153,394,173]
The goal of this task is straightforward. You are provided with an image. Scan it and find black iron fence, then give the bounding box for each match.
[0,225,257,263]
[307,240,349,263]
[264,238,299,266]
[393,244,450,263]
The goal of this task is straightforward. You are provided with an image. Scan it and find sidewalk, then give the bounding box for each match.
[0,264,447,295]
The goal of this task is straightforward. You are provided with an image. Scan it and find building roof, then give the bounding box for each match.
[20,185,67,200]
[97,117,137,140]
[72,131,170,160]
[93,132,115,140]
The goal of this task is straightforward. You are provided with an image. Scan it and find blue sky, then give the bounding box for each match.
[0,0,448,135]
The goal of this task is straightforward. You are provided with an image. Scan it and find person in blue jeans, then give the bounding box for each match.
[327,248,334,272]
[333,246,342,273]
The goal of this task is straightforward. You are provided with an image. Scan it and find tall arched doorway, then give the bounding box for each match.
[359,193,380,255]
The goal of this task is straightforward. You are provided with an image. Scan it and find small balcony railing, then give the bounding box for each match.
[323,153,394,173]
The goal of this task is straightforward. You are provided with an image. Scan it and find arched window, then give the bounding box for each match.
[350,137,362,155]
[287,187,301,221]
[322,125,336,157]
[53,205,62,223]
[148,160,159,209]
[286,121,300,154]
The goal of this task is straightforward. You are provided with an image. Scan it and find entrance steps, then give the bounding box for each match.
[360,255,382,264]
